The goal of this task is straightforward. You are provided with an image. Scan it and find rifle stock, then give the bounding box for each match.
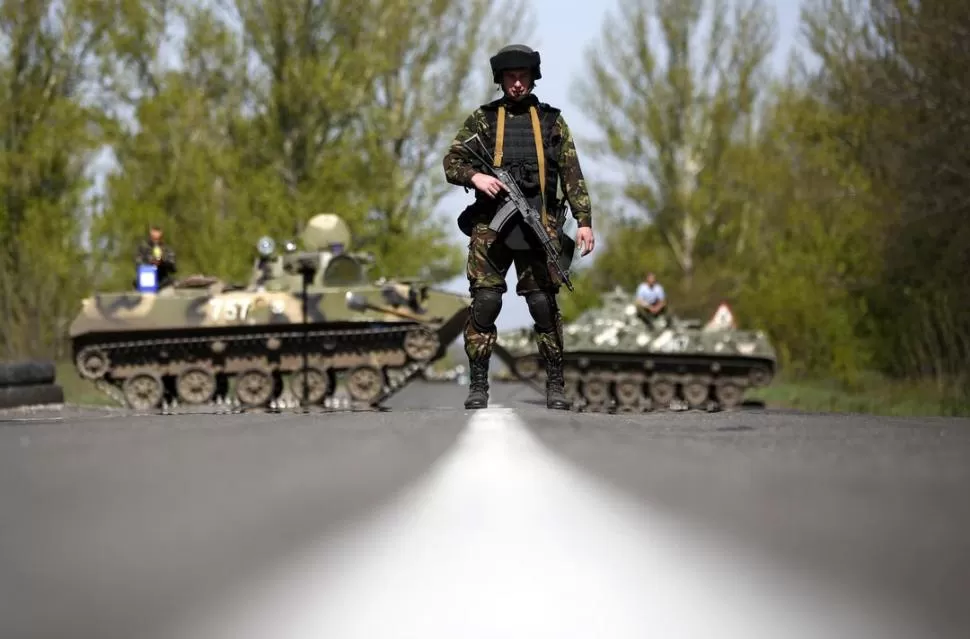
[459,134,574,291]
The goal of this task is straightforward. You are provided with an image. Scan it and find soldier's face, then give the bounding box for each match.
[502,69,532,99]
[150,229,162,243]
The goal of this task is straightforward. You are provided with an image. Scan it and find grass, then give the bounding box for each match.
[748,373,970,417]
[57,361,117,406]
[54,360,970,418]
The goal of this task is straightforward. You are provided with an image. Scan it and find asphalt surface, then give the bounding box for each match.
[2,381,969,638]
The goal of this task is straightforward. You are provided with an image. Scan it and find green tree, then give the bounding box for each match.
[573,0,776,295]
[0,0,110,357]
[802,0,970,388]
[92,0,534,286]
[338,0,533,280]
[733,86,883,382]
[89,0,253,286]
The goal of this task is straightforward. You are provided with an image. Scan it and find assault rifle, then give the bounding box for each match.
[459,133,574,292]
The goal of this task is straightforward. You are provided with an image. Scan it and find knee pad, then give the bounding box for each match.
[525,291,557,333]
[471,288,503,332]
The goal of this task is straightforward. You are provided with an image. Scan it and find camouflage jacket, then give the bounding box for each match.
[135,239,176,269]
[442,96,593,229]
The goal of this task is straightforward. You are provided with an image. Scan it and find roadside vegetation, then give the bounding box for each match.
[562,0,969,417]
[1,0,966,416]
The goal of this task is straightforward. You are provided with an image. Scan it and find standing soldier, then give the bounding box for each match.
[135,224,177,288]
[442,44,596,410]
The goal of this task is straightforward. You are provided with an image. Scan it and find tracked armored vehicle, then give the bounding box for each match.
[69,214,470,411]
[492,287,777,412]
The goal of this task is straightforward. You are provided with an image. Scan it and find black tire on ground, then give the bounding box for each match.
[0,360,57,387]
[0,383,65,410]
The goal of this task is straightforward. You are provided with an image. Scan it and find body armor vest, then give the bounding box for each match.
[478,97,561,226]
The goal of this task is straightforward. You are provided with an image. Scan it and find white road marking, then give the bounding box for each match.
[174,407,925,639]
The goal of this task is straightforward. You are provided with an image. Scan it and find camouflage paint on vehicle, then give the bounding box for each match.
[492,286,777,412]
[70,214,470,411]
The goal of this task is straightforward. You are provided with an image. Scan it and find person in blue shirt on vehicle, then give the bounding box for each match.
[634,271,667,326]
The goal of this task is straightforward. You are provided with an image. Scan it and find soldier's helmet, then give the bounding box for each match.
[489,44,542,84]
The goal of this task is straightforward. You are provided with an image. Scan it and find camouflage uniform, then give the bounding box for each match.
[135,237,177,288]
[442,44,593,410]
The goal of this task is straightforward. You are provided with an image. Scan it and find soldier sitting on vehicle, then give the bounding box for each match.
[634,271,668,328]
[134,224,177,289]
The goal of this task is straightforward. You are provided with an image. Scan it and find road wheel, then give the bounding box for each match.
[649,379,676,407]
[346,366,385,404]
[123,373,164,411]
[235,369,275,407]
[290,367,331,404]
[682,380,710,408]
[715,382,742,409]
[176,367,217,405]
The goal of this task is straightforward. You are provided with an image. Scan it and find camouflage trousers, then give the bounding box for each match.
[463,223,564,364]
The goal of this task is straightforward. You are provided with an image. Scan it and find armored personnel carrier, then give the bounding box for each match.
[492,286,777,412]
[68,214,470,411]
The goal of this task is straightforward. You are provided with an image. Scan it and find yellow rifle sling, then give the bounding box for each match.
[529,105,548,227]
[494,105,505,166]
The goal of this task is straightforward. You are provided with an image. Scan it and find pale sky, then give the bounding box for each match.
[437,0,806,330]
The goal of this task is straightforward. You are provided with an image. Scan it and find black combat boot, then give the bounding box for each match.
[464,357,490,409]
[544,352,570,411]
[535,325,570,411]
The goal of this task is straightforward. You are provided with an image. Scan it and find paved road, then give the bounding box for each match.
[1,381,969,638]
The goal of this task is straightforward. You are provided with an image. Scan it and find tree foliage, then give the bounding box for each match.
[0,0,533,358]
[570,0,968,393]
[573,0,776,292]
[2,0,966,403]
[88,0,533,287]
[0,0,109,358]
